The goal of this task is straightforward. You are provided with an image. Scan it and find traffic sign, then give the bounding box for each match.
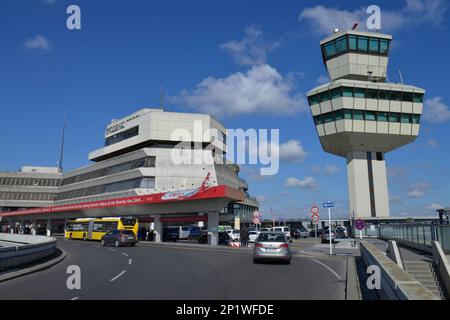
[355,219,365,231]
[253,217,261,225]
[323,201,335,208]
[253,211,261,218]
[311,213,320,223]
[311,206,319,214]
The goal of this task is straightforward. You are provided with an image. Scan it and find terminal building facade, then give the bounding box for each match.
[0,109,259,245]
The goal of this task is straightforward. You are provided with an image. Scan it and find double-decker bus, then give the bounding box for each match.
[65,217,139,241]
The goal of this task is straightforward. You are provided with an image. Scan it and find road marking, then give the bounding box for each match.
[70,297,79,300]
[110,270,126,282]
[128,259,132,265]
[90,245,100,248]
[108,248,116,252]
[310,258,343,281]
[121,252,128,257]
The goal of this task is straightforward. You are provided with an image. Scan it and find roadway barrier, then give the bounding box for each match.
[228,242,241,248]
[431,241,450,296]
[0,234,57,270]
[360,240,438,300]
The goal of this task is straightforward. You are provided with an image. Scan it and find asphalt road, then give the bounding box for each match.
[0,237,349,300]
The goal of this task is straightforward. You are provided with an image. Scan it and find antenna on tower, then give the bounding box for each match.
[398,70,404,84]
[159,86,166,108]
[57,114,67,173]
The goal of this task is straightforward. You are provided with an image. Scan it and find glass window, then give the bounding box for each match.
[389,112,400,122]
[358,36,368,51]
[330,88,342,99]
[412,114,421,124]
[314,115,323,125]
[344,109,353,119]
[334,109,344,121]
[343,87,354,97]
[380,39,390,54]
[379,90,390,100]
[324,112,334,123]
[390,91,402,101]
[308,94,319,105]
[354,110,364,120]
[354,88,366,98]
[401,114,412,123]
[324,42,336,58]
[403,92,413,102]
[369,38,379,53]
[335,36,347,53]
[319,91,330,102]
[349,35,357,50]
[378,112,388,121]
[366,89,378,100]
[365,111,377,121]
[413,93,423,103]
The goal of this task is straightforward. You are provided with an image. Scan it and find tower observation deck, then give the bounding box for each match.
[307,30,425,219]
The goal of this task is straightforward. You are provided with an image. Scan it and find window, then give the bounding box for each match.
[335,36,347,53]
[378,90,390,100]
[330,88,342,99]
[376,152,384,161]
[324,113,334,123]
[413,93,424,103]
[348,35,357,50]
[344,109,353,119]
[401,114,412,123]
[334,109,344,121]
[354,88,366,99]
[358,36,368,51]
[403,92,413,102]
[105,126,139,146]
[314,115,323,125]
[390,91,402,101]
[380,39,390,54]
[343,87,354,97]
[354,110,364,120]
[366,89,378,100]
[378,112,388,122]
[389,112,400,122]
[412,114,421,124]
[365,111,377,121]
[319,91,330,102]
[324,42,336,58]
[308,94,319,105]
[369,38,379,53]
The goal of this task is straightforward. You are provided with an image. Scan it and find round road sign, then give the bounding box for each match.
[311,213,320,223]
[253,211,260,217]
[355,219,365,231]
[311,206,319,214]
[253,217,261,224]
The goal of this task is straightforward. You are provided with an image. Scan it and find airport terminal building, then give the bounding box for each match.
[0,108,259,245]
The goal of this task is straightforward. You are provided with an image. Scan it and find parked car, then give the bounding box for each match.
[225,229,240,242]
[335,226,348,238]
[248,230,260,243]
[177,226,190,239]
[197,231,230,245]
[291,229,301,239]
[101,229,137,247]
[321,229,336,243]
[271,226,291,241]
[253,231,291,264]
[163,227,179,242]
[188,226,204,240]
[310,229,323,237]
[299,229,309,238]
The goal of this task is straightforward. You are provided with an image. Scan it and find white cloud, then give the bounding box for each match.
[423,97,450,123]
[220,25,280,66]
[312,165,321,173]
[285,176,319,190]
[426,203,444,210]
[298,0,448,36]
[407,190,424,198]
[407,181,432,198]
[279,139,307,163]
[426,138,439,148]
[324,165,340,175]
[24,35,53,52]
[170,64,307,118]
[316,75,329,85]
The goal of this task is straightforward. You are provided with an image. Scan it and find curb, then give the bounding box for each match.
[345,256,362,300]
[0,249,67,283]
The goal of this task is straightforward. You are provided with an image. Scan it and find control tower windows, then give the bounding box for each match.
[358,36,368,51]
[367,89,379,100]
[366,111,377,121]
[324,42,336,57]
[349,35,357,50]
[413,93,424,103]
[354,88,366,99]
[390,91,402,101]
[335,36,347,53]
[379,90,390,100]
[334,109,344,121]
[380,39,390,54]
[354,110,364,120]
[389,112,400,122]
[105,126,139,147]
[401,114,412,123]
[412,114,421,124]
[369,38,379,53]
[343,87,353,97]
[312,109,421,126]
[378,112,389,122]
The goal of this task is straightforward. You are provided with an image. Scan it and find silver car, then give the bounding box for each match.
[253,231,292,264]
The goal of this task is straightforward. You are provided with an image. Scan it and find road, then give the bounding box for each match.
[0,237,351,300]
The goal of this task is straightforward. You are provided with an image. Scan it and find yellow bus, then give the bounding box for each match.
[65,217,139,241]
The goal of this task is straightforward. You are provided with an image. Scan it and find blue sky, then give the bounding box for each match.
[0,0,449,219]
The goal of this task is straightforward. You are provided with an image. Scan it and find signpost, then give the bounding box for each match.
[355,219,365,240]
[323,201,335,255]
[310,206,320,243]
[253,211,261,230]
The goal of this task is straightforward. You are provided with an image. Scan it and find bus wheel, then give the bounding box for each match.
[82,234,87,241]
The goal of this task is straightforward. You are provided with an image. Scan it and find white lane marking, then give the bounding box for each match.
[90,245,100,248]
[310,258,343,281]
[121,252,128,257]
[128,259,132,265]
[108,248,116,252]
[70,297,79,300]
[110,270,126,282]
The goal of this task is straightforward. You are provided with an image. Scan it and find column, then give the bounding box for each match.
[46,219,52,237]
[153,215,162,243]
[208,211,219,246]
[31,220,37,235]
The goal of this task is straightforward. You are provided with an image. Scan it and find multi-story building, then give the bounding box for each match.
[0,108,258,245]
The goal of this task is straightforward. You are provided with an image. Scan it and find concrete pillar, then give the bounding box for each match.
[153,215,162,243]
[46,219,52,237]
[208,211,219,246]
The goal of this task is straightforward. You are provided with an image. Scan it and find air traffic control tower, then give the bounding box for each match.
[307,29,425,218]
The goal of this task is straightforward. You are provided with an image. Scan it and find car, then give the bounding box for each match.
[291,229,301,239]
[178,226,190,239]
[321,229,336,243]
[271,226,291,241]
[163,227,179,242]
[197,231,230,245]
[299,229,309,238]
[335,226,348,238]
[101,229,137,247]
[248,230,260,243]
[253,231,291,264]
[187,226,204,240]
[310,229,323,237]
[225,229,240,242]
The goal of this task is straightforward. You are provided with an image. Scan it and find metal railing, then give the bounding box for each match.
[378,224,450,253]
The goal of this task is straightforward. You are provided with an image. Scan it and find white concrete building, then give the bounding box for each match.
[0,109,258,245]
[307,30,425,219]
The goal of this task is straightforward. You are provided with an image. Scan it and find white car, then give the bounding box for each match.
[226,229,240,242]
[271,226,291,241]
[178,226,190,239]
[248,230,260,243]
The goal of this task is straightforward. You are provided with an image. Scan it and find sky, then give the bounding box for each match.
[0,0,449,220]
